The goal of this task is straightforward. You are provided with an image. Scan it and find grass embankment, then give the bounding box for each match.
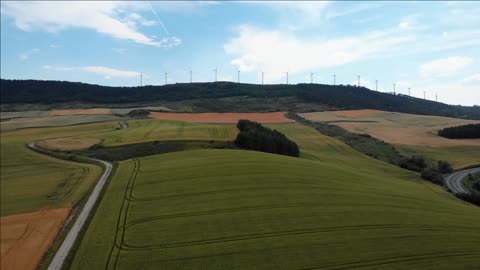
[70,148,480,270]
[396,145,480,170]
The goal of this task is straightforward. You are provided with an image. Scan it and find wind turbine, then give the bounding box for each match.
[164,72,167,85]
[375,80,378,91]
[408,87,411,96]
[393,83,396,95]
[238,70,240,83]
[261,71,264,85]
[189,68,192,83]
[139,72,143,87]
[424,90,426,99]
[333,74,336,85]
[310,72,314,84]
[436,92,438,102]
[285,72,289,85]
[213,67,217,82]
[357,75,360,87]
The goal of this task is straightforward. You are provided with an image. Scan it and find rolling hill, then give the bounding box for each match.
[2,79,480,119]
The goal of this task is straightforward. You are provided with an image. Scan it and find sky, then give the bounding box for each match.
[1,1,479,106]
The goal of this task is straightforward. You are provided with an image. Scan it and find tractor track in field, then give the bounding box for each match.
[105,158,140,270]
[120,224,478,251]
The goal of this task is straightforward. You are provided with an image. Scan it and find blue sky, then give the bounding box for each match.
[1,1,479,105]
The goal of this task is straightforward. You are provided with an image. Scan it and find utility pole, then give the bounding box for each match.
[310,73,314,84]
[164,72,167,85]
[238,70,240,83]
[189,69,192,83]
[375,80,378,91]
[358,75,360,87]
[333,74,336,85]
[139,72,143,87]
[261,71,264,85]
[213,67,217,82]
[393,83,396,95]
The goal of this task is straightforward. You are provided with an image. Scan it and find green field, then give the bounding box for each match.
[0,114,121,131]
[100,119,237,146]
[0,121,118,215]
[396,145,480,169]
[70,122,480,270]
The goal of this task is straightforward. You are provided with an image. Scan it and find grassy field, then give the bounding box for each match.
[70,149,480,270]
[0,121,118,215]
[70,122,480,270]
[100,119,237,146]
[396,145,480,169]
[0,114,121,131]
[301,110,480,147]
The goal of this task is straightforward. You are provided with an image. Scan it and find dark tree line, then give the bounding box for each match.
[234,120,300,157]
[438,123,480,139]
[2,79,480,120]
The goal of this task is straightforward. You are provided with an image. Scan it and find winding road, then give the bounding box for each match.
[27,121,127,270]
[445,167,480,194]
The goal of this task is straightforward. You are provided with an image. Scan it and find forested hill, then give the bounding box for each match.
[1,79,479,119]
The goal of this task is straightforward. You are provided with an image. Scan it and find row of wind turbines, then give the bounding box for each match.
[138,69,438,102]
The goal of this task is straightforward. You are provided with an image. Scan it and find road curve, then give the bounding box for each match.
[445,167,480,195]
[26,142,113,270]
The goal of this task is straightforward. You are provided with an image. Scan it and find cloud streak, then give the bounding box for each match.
[1,1,181,48]
[419,56,474,78]
[43,65,141,79]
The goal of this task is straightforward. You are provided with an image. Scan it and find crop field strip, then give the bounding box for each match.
[71,147,480,270]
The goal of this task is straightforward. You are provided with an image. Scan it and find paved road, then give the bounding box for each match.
[27,142,113,270]
[445,167,480,194]
[119,121,127,130]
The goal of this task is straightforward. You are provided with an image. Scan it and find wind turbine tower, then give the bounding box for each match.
[189,69,192,83]
[393,83,396,95]
[286,72,289,85]
[238,70,240,83]
[333,74,336,85]
[140,72,143,87]
[436,92,438,102]
[357,75,360,87]
[408,88,411,96]
[310,73,314,84]
[213,67,217,82]
[375,80,378,91]
[261,71,264,85]
[164,72,167,85]
[424,91,426,99]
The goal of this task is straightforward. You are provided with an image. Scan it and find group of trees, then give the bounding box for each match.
[234,120,300,157]
[399,155,454,185]
[438,123,480,139]
[2,79,480,120]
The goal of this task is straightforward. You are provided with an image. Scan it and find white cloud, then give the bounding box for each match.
[19,48,39,60]
[419,56,474,78]
[224,25,413,82]
[462,74,480,84]
[43,65,141,79]
[1,1,181,48]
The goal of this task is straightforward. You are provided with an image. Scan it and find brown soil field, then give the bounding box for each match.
[333,109,387,118]
[49,108,112,116]
[148,111,295,124]
[301,110,480,147]
[37,138,101,151]
[1,208,71,270]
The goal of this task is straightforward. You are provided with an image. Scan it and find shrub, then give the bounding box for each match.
[438,123,480,139]
[421,168,444,185]
[400,155,427,172]
[437,160,453,173]
[455,192,480,206]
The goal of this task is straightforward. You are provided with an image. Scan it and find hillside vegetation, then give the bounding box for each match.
[2,79,480,119]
